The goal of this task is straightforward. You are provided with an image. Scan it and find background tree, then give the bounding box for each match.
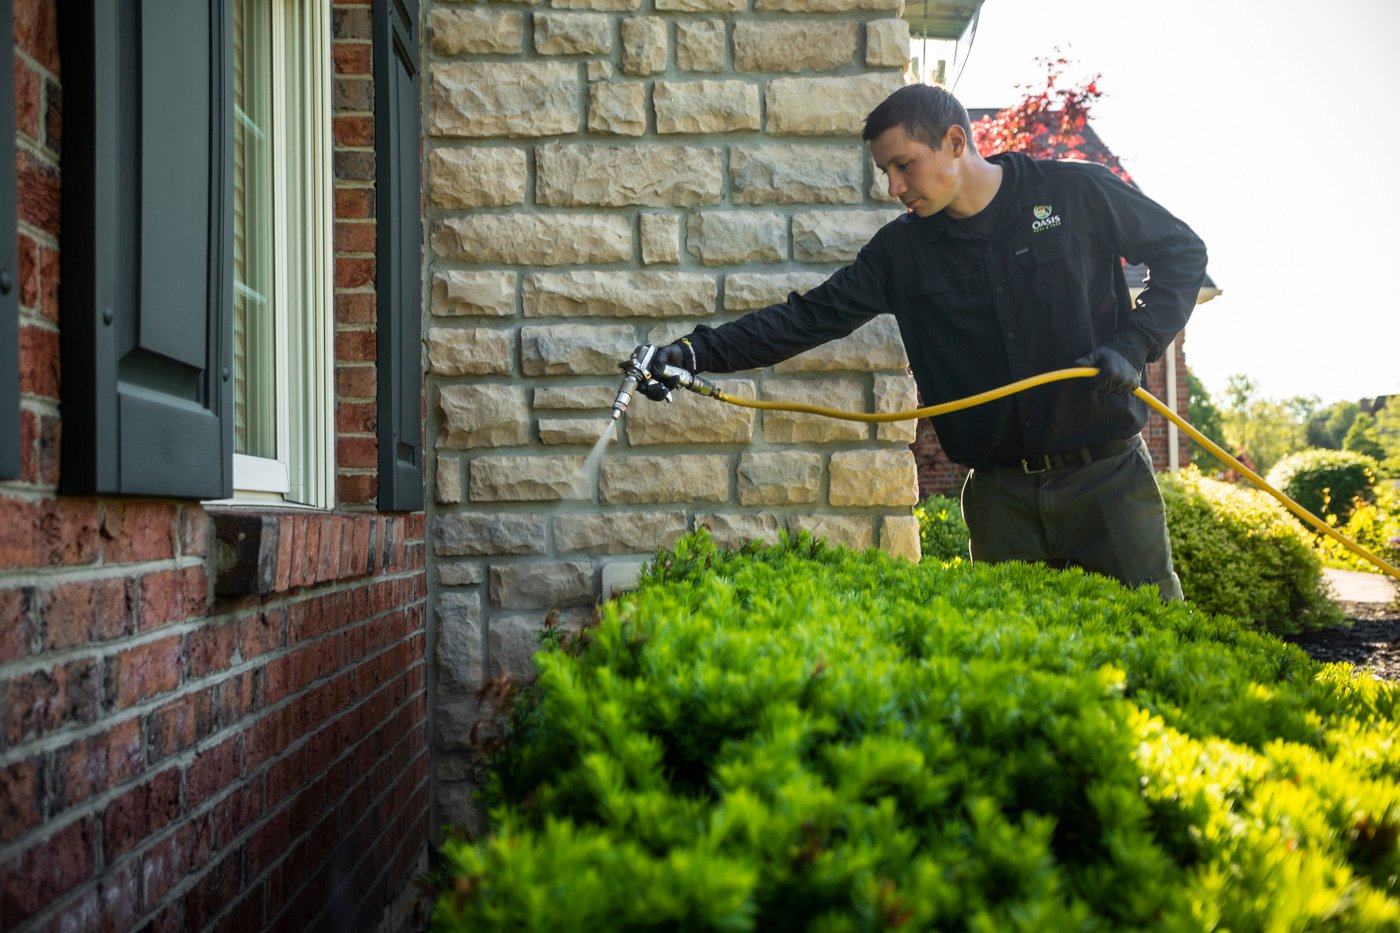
[1343,412,1386,461]
[1304,400,1360,449]
[1186,371,1227,468]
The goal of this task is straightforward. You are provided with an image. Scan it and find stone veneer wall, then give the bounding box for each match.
[422,1,920,829]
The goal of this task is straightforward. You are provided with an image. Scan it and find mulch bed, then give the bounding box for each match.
[1287,602,1400,681]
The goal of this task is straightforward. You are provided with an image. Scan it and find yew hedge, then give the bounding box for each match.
[434,532,1399,932]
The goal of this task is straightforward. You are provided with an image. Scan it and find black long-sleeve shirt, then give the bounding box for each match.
[685,151,1208,467]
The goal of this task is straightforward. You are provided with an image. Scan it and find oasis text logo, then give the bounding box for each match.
[1031,204,1061,232]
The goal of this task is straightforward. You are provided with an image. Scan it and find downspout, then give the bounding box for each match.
[1165,337,1179,472]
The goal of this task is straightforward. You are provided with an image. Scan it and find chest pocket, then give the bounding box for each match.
[1013,231,1084,267]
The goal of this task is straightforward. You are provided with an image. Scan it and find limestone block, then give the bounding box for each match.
[534,12,612,55]
[588,61,615,81]
[437,780,483,835]
[429,62,579,138]
[430,9,523,55]
[774,315,908,373]
[698,512,783,549]
[521,325,638,376]
[730,145,863,206]
[536,144,723,207]
[554,0,640,9]
[438,562,484,587]
[436,454,462,504]
[641,214,681,265]
[426,327,513,376]
[676,20,725,72]
[881,514,921,562]
[431,271,516,318]
[686,211,786,266]
[489,561,595,609]
[790,513,873,550]
[524,271,716,318]
[737,451,822,506]
[439,383,530,448]
[766,73,904,136]
[534,384,616,410]
[588,82,646,136]
[554,511,688,554]
[537,417,618,446]
[732,21,857,73]
[723,272,828,311]
[624,379,756,446]
[434,513,549,556]
[793,208,902,262]
[437,590,483,693]
[866,18,911,68]
[437,699,476,750]
[874,373,918,444]
[828,449,919,507]
[620,16,667,76]
[654,80,760,134]
[657,0,745,10]
[433,214,631,265]
[469,455,588,502]
[756,0,901,9]
[761,378,868,443]
[600,455,729,504]
[602,560,648,599]
[487,614,550,680]
[428,147,527,209]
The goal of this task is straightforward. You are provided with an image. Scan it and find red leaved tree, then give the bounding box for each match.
[971,56,1132,185]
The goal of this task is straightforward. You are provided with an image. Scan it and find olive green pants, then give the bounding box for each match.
[960,434,1184,601]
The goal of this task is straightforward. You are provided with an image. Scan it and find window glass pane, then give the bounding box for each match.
[233,0,276,459]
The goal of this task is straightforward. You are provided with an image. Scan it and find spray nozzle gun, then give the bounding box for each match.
[611,344,722,420]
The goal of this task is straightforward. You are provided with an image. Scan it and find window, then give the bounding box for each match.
[228,0,334,508]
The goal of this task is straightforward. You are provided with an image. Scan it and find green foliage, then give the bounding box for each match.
[1185,370,1227,469]
[1218,374,1317,475]
[1316,482,1400,578]
[435,531,1398,931]
[1265,448,1380,526]
[912,494,969,563]
[1306,400,1361,450]
[1345,413,1388,462]
[1159,468,1343,634]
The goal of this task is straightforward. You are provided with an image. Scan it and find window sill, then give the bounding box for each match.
[208,508,398,597]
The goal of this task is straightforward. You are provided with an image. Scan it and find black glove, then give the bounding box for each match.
[1074,346,1140,395]
[651,338,699,389]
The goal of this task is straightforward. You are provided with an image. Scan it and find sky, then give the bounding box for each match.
[921,0,1400,406]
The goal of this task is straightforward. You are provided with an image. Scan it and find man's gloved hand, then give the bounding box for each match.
[651,337,699,389]
[1074,346,1141,395]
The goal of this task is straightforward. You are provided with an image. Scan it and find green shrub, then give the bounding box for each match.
[434,532,1399,931]
[1265,448,1380,525]
[912,493,969,563]
[1316,482,1400,579]
[1161,468,1342,634]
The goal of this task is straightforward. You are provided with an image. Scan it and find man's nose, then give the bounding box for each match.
[886,173,905,198]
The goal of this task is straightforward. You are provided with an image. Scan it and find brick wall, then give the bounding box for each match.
[0,3,430,930]
[913,338,1195,497]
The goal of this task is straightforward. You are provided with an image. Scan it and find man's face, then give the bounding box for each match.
[870,124,964,218]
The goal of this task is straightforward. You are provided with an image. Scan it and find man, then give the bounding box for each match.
[651,83,1207,600]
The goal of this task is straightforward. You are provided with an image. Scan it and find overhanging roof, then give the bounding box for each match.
[902,0,983,40]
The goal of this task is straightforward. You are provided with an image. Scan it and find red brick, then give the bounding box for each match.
[3,659,101,744]
[334,186,373,220]
[337,472,376,507]
[178,506,208,557]
[336,363,376,399]
[140,830,188,908]
[39,244,60,323]
[333,42,371,75]
[53,717,144,811]
[217,669,261,725]
[188,736,242,808]
[245,706,295,770]
[48,859,139,933]
[19,322,60,398]
[111,635,183,709]
[17,231,40,310]
[139,566,208,630]
[0,818,95,924]
[102,767,182,860]
[335,400,376,435]
[0,587,34,663]
[43,576,133,649]
[218,883,266,933]
[39,497,102,566]
[241,607,285,659]
[184,849,244,931]
[146,687,219,761]
[334,290,375,325]
[43,76,61,154]
[334,256,375,289]
[333,113,373,147]
[101,500,177,564]
[334,220,376,254]
[337,436,378,470]
[211,784,263,848]
[187,620,238,679]
[0,755,45,844]
[17,148,61,236]
[14,0,61,74]
[14,58,41,142]
[37,411,61,485]
[334,328,377,363]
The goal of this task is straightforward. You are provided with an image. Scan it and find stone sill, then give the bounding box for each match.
[207,508,400,597]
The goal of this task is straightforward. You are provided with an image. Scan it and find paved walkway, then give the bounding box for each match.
[1322,567,1398,605]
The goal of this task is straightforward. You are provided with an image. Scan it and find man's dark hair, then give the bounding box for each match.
[862,83,972,150]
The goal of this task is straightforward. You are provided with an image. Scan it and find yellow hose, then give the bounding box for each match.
[709,367,1400,582]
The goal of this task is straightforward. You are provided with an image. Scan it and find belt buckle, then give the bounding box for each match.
[1021,454,1052,474]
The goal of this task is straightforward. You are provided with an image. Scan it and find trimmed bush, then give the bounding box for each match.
[434,532,1398,931]
[1265,448,1380,526]
[1316,482,1400,580]
[1161,468,1342,634]
[912,493,969,563]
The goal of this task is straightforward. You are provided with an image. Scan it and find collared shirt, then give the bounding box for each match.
[685,151,1209,467]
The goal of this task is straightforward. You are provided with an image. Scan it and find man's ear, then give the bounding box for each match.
[945,125,968,157]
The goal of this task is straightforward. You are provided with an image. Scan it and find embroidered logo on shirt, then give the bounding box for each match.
[1031,204,1061,232]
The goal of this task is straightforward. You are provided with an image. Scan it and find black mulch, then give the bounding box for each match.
[1286,602,1400,681]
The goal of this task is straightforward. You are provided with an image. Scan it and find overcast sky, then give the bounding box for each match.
[931,0,1400,405]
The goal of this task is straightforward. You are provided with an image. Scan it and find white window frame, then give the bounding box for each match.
[215,0,335,510]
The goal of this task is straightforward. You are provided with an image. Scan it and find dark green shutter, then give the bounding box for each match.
[0,0,18,481]
[59,0,233,498]
[374,0,424,512]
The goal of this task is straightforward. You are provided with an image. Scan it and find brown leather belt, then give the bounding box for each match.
[978,438,1131,475]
